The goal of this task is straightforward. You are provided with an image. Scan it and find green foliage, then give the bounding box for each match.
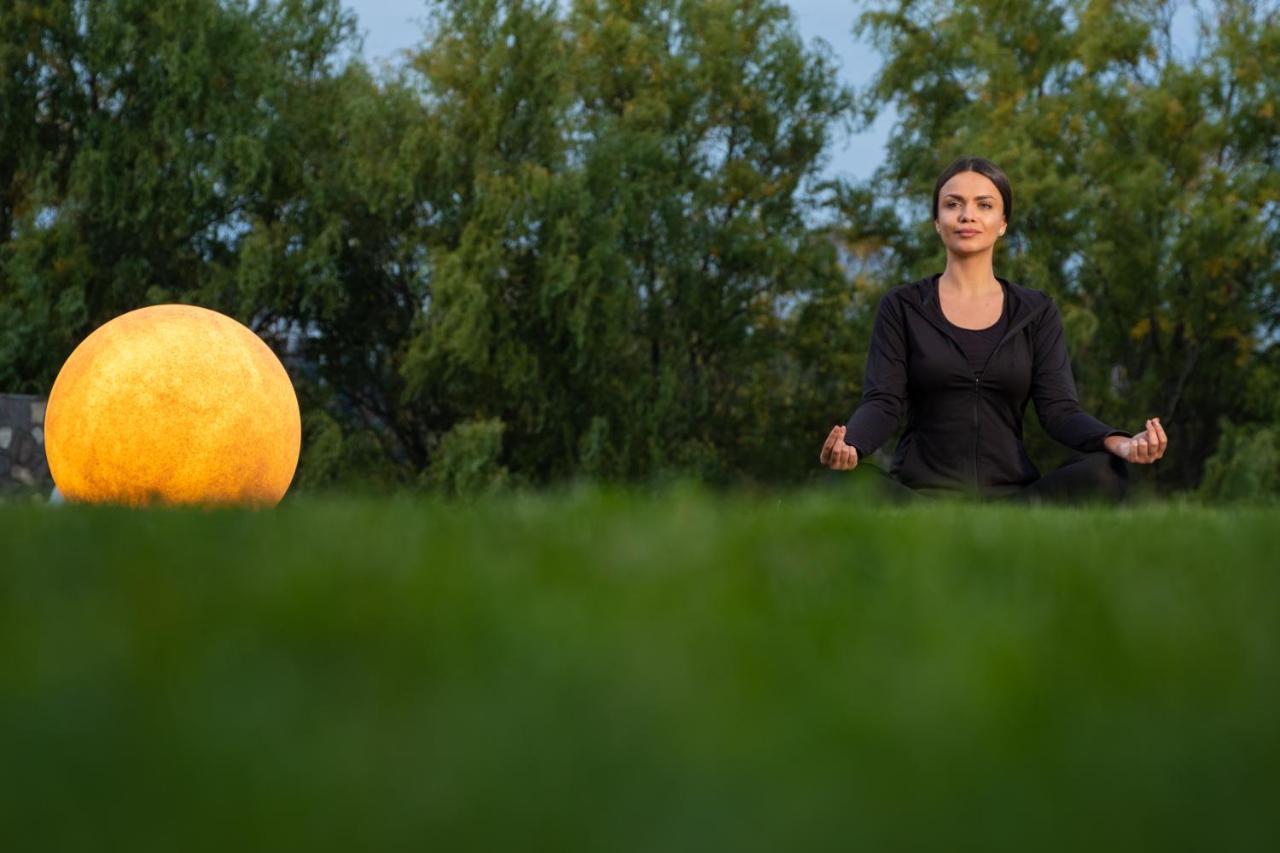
[386,0,857,487]
[3,493,1280,849]
[0,0,357,391]
[1,0,860,489]
[294,409,407,494]
[841,0,1280,489]
[1198,418,1280,501]
[422,416,512,498]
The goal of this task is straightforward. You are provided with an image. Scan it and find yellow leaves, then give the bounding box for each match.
[1164,97,1186,135]
[762,177,786,198]
[1038,104,1067,139]
[1234,57,1261,86]
[1129,314,1182,343]
[722,187,745,209]
[1234,328,1258,367]
[1209,327,1256,368]
[1260,102,1275,120]
[1061,303,1099,350]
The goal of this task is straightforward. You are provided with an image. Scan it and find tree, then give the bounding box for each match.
[293,0,858,488]
[0,0,357,392]
[1,0,865,491]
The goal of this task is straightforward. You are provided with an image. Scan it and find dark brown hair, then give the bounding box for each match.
[932,156,1012,224]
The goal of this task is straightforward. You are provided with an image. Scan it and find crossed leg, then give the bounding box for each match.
[820,451,1129,505]
[821,462,921,504]
[1006,451,1129,505]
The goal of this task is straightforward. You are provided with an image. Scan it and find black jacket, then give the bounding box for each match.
[844,273,1130,497]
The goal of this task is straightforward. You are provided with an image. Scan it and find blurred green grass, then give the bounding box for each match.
[2,484,1278,851]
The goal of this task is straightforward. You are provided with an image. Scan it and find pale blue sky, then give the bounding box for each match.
[340,0,894,183]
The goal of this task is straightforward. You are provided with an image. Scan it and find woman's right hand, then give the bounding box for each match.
[819,425,859,470]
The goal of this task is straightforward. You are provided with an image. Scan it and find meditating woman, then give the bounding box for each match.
[819,156,1167,502]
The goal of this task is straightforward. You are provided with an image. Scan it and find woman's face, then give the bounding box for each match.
[935,171,1006,255]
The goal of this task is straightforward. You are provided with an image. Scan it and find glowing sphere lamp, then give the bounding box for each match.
[45,304,301,507]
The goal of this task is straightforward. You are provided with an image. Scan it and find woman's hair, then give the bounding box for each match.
[932,156,1012,224]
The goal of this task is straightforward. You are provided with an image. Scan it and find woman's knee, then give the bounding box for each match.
[820,463,916,503]
[1079,451,1129,499]
[1016,451,1128,505]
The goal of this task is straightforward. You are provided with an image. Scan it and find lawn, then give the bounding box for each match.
[3,484,1278,851]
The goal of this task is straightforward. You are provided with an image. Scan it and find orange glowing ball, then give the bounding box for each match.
[45,305,301,507]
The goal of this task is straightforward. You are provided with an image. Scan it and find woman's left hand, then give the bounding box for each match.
[1105,417,1168,464]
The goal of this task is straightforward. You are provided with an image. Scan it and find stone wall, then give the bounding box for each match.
[0,394,53,495]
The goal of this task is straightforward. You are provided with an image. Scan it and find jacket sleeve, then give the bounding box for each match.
[1031,299,1131,453]
[844,292,909,458]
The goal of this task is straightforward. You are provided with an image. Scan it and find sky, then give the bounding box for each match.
[340,0,895,183]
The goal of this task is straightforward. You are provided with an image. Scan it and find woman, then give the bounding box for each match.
[819,156,1167,503]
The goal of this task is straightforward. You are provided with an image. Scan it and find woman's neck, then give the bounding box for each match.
[939,255,1000,298]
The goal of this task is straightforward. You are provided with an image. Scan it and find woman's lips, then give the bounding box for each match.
[956,231,979,237]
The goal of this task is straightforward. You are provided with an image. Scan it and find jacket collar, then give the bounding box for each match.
[899,272,1050,331]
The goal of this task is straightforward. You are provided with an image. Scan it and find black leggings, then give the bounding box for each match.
[824,451,1129,505]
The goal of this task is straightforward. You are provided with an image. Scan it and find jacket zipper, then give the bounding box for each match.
[973,376,981,491]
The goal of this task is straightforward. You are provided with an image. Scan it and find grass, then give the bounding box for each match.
[2,483,1279,851]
